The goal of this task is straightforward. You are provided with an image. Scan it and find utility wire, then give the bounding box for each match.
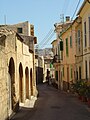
[40,32,55,48]
[61,0,70,16]
[38,28,54,49]
[71,0,81,20]
[39,28,53,45]
[40,31,54,47]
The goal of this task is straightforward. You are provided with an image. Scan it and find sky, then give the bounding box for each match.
[0,0,84,48]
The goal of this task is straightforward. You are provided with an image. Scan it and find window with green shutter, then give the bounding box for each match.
[71,68,72,79]
[60,41,63,51]
[66,38,68,56]
[70,36,72,48]
[55,71,58,81]
[88,17,90,46]
[50,63,53,68]
[63,67,64,77]
[84,21,87,47]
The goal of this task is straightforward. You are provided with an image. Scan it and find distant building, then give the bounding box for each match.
[35,48,53,58]
[35,47,54,83]
[0,21,34,36]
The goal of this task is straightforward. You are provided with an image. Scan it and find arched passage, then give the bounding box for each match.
[19,63,23,102]
[30,68,33,96]
[8,57,16,110]
[25,67,29,99]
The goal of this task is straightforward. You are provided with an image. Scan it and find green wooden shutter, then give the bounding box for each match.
[60,41,63,51]
[70,36,72,47]
[66,38,68,56]
[55,71,58,81]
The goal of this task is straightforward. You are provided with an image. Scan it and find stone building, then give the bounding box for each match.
[0,23,37,120]
[0,21,34,36]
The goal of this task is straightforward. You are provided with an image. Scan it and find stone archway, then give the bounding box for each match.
[25,67,29,99]
[30,68,33,96]
[19,63,23,102]
[9,57,16,111]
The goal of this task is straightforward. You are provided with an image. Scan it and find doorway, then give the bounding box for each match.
[8,57,15,110]
[30,68,33,96]
[19,63,23,102]
[25,67,29,99]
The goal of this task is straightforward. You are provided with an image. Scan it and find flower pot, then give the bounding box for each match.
[81,96,87,102]
[87,98,90,107]
[78,95,82,100]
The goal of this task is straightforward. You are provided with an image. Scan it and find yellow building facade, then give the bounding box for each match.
[60,22,76,91]
[77,0,90,81]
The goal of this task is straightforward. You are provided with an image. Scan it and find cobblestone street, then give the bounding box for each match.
[10,83,90,120]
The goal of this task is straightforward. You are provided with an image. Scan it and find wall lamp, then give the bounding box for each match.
[53,54,62,63]
[87,0,90,3]
[76,16,82,23]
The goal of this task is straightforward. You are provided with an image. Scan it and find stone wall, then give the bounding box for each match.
[0,45,8,120]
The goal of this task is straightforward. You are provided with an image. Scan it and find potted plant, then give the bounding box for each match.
[86,85,90,107]
[71,80,87,101]
[78,83,87,102]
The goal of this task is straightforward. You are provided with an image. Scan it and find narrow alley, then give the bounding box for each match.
[10,83,90,120]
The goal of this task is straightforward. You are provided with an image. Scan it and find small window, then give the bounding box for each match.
[85,60,88,79]
[84,21,87,47]
[66,38,68,56]
[89,17,90,46]
[70,36,72,48]
[55,71,58,81]
[17,28,23,33]
[60,41,63,51]
[71,68,72,79]
[63,67,64,77]
[77,30,81,51]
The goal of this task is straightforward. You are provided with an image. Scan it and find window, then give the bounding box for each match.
[71,68,72,79]
[55,48,57,55]
[76,71,78,80]
[84,21,87,47]
[50,63,53,68]
[85,60,88,80]
[77,30,81,51]
[66,38,68,56]
[60,41,63,51]
[89,61,90,79]
[17,28,23,33]
[79,66,81,79]
[70,36,72,48]
[89,17,90,46]
[75,32,77,46]
[55,71,58,81]
[63,67,64,77]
